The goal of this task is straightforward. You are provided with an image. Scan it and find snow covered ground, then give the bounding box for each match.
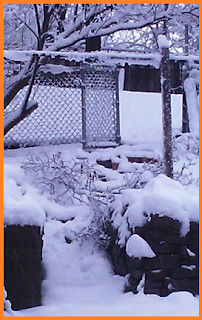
[4,92,199,316]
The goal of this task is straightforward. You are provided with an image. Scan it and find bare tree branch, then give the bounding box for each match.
[12,13,38,39]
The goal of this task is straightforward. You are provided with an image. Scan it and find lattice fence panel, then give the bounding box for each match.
[4,62,120,149]
[83,65,119,147]
[4,69,82,148]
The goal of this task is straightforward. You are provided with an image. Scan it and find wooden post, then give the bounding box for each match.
[184,24,189,54]
[81,65,87,149]
[158,35,173,178]
[182,64,190,133]
[115,68,121,144]
[181,25,190,133]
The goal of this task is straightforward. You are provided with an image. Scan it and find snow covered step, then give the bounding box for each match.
[97,156,157,171]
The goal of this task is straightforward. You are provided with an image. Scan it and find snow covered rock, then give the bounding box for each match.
[126,234,155,259]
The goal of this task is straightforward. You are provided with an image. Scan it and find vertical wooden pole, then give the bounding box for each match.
[81,64,87,149]
[182,25,190,133]
[159,39,173,178]
[182,64,190,133]
[185,24,189,54]
[115,68,121,144]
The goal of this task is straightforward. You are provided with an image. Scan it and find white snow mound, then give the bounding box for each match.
[126,234,156,259]
[111,174,199,245]
[4,163,46,227]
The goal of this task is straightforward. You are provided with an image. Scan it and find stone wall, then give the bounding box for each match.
[107,214,198,296]
[4,225,44,310]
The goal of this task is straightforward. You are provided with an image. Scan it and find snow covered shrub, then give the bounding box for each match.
[75,197,111,249]
[22,152,100,204]
[173,133,199,157]
[173,134,199,186]
[120,160,164,191]
[22,152,112,248]
[173,160,198,186]
[140,160,164,179]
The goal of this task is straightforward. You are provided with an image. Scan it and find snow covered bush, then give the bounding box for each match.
[20,137,199,249]
[75,197,111,249]
[21,152,112,248]
[22,152,100,204]
[21,152,166,247]
[173,133,199,157]
[173,134,199,186]
[174,160,198,186]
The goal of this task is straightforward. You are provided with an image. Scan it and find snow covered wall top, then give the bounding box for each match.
[111,174,199,246]
[4,164,46,227]
[4,162,91,227]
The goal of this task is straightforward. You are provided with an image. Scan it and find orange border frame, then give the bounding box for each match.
[1,1,200,319]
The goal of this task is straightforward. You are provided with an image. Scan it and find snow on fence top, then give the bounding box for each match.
[4,50,199,69]
[4,50,161,68]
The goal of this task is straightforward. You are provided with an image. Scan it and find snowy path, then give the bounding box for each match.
[14,291,199,317]
[13,221,198,317]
